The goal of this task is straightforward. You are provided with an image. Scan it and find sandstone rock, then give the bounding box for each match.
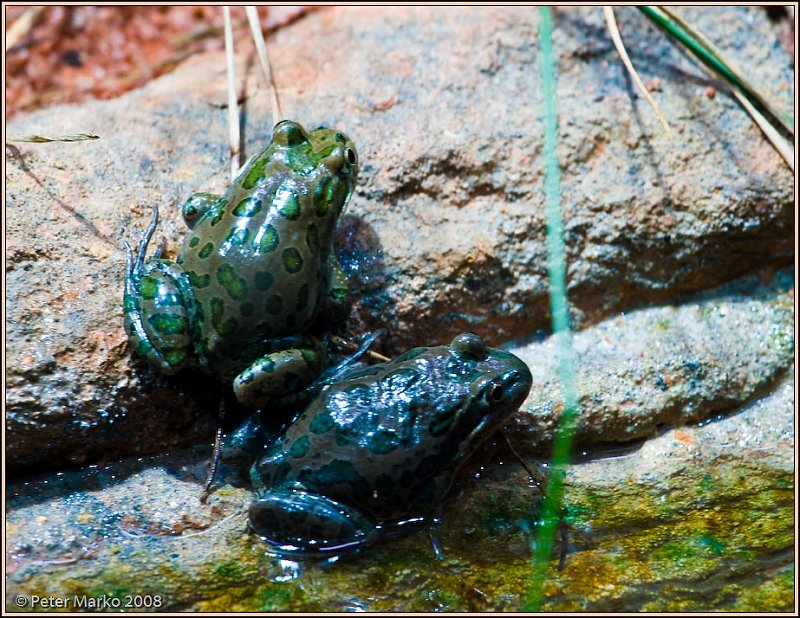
[507,269,794,452]
[5,6,794,472]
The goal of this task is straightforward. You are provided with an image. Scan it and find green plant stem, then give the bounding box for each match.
[525,6,580,611]
[638,6,793,136]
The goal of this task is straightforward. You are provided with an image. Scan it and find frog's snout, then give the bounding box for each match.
[501,349,533,405]
[499,364,533,410]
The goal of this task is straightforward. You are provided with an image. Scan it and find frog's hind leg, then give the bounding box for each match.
[123,205,196,374]
[232,336,327,407]
[249,489,378,555]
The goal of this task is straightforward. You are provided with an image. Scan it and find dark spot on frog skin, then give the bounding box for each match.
[254,271,274,291]
[62,49,82,67]
[241,357,277,384]
[233,196,263,217]
[189,236,200,248]
[198,242,214,259]
[277,188,301,220]
[429,404,456,437]
[305,223,319,255]
[209,205,226,226]
[217,264,249,301]
[256,225,279,254]
[309,411,335,434]
[368,429,400,455]
[139,275,159,300]
[187,271,211,289]
[210,297,238,336]
[241,158,268,190]
[163,347,187,366]
[300,348,322,373]
[240,302,255,317]
[288,436,310,458]
[147,312,187,335]
[282,247,304,274]
[265,294,283,315]
[223,227,250,248]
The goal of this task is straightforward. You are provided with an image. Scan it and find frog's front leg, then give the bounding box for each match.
[123,206,197,373]
[248,489,379,555]
[319,251,352,326]
[220,411,289,471]
[232,336,326,407]
[182,192,223,229]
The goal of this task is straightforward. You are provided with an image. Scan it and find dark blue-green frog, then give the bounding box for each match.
[245,333,533,555]
[124,120,358,407]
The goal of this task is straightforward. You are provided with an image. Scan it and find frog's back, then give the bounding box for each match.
[257,336,533,522]
[177,124,356,369]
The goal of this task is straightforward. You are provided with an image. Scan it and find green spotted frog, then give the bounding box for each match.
[245,333,533,555]
[124,120,358,407]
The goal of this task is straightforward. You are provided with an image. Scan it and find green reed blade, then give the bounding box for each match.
[525,6,580,611]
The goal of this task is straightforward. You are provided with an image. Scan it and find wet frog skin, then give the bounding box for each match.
[247,333,533,555]
[124,120,359,407]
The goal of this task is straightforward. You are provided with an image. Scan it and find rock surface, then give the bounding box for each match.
[508,270,794,452]
[5,5,794,474]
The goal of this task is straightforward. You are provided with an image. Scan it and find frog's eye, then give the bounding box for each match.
[346,148,357,166]
[323,144,346,171]
[451,332,487,361]
[486,383,505,403]
[273,120,309,147]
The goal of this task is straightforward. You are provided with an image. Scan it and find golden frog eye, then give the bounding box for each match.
[487,383,505,402]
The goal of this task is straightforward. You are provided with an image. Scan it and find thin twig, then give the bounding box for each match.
[223,6,241,180]
[6,133,100,143]
[6,6,46,50]
[650,5,794,136]
[329,335,391,363]
[603,6,673,138]
[731,89,794,172]
[245,6,283,123]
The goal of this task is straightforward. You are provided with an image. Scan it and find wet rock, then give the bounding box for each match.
[5,6,793,473]
[507,269,794,452]
[5,370,793,612]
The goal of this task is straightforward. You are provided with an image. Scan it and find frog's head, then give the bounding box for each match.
[272,120,358,218]
[435,333,532,461]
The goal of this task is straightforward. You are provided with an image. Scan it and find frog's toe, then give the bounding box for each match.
[233,347,324,407]
[248,490,378,555]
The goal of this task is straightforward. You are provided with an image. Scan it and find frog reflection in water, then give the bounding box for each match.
[241,332,533,555]
[124,120,359,407]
